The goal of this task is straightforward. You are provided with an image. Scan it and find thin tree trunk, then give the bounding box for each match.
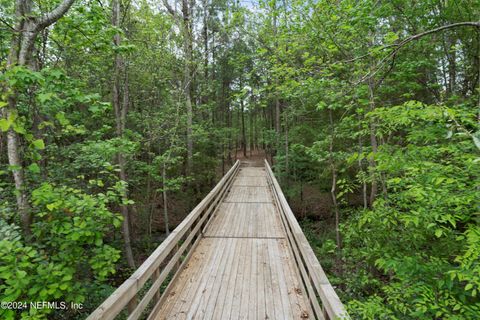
[284,112,289,178]
[328,109,341,250]
[227,107,232,164]
[146,149,152,238]
[113,0,135,268]
[249,109,253,156]
[358,122,368,209]
[275,98,280,152]
[183,0,194,173]
[162,0,194,171]
[368,79,378,206]
[162,162,170,235]
[234,109,239,160]
[241,98,247,157]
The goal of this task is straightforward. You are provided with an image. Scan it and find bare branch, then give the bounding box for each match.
[36,0,76,30]
[356,21,480,85]
[394,21,480,48]
[0,17,15,31]
[163,0,178,18]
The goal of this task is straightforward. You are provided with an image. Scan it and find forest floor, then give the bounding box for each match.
[232,149,267,166]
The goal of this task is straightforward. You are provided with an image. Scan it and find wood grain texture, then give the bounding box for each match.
[153,165,312,320]
[224,186,271,203]
[204,203,284,238]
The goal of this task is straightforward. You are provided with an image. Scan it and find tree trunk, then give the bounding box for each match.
[241,97,247,157]
[249,109,253,156]
[328,109,341,251]
[162,162,170,235]
[368,79,378,206]
[358,119,368,209]
[275,98,280,152]
[284,111,289,178]
[183,0,194,173]
[4,0,75,234]
[112,0,135,268]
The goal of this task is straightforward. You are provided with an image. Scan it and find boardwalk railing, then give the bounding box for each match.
[87,161,240,320]
[265,160,349,320]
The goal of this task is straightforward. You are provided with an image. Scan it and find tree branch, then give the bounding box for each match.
[36,0,76,30]
[0,17,15,31]
[162,0,178,18]
[395,22,479,48]
[356,21,480,85]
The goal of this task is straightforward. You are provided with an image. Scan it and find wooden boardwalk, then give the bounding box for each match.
[88,160,348,320]
[154,167,312,319]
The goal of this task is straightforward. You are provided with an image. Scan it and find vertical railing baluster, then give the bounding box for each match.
[127,295,138,315]
[152,269,161,302]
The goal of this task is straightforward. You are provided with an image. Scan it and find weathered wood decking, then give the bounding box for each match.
[88,160,348,320]
[154,167,312,319]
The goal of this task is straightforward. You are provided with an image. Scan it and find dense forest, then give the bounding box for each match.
[0,0,479,319]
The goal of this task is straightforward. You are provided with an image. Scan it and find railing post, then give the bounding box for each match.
[127,295,138,315]
[175,243,181,270]
[322,305,329,320]
[152,269,161,302]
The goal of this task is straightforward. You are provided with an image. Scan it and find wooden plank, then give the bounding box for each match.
[248,238,258,320]
[203,238,240,319]
[186,238,232,318]
[237,167,266,177]
[224,186,271,203]
[174,237,228,319]
[228,238,247,319]
[247,204,254,238]
[256,239,266,320]
[268,238,291,320]
[220,238,246,319]
[278,238,309,319]
[154,239,215,319]
[204,203,284,238]
[237,203,247,240]
[238,239,253,320]
[262,240,276,319]
[254,202,261,238]
[233,176,268,187]
[213,237,244,319]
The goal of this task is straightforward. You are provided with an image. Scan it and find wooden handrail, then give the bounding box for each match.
[87,160,240,320]
[264,160,349,320]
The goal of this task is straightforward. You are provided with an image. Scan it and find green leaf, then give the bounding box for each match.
[472,131,480,150]
[16,270,27,278]
[55,112,70,126]
[0,119,10,131]
[13,123,26,134]
[384,31,399,44]
[37,92,54,104]
[27,163,40,174]
[32,139,45,150]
